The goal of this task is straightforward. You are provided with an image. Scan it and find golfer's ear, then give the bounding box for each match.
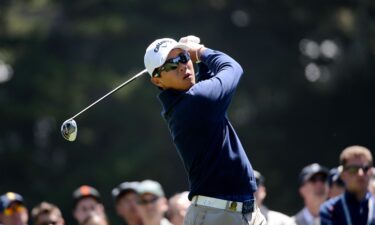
[151,77,163,88]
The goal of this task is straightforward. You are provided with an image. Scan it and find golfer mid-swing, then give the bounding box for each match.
[144,35,266,225]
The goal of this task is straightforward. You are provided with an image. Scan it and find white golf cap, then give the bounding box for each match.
[144,38,189,76]
[137,179,165,197]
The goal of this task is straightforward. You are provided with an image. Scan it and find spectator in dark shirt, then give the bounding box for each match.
[320,145,375,225]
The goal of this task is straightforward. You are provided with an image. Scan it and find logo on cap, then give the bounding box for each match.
[6,192,17,201]
[154,40,170,53]
[79,185,92,196]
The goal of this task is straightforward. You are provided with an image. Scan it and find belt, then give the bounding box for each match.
[192,195,254,214]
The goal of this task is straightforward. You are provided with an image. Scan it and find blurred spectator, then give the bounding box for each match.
[72,185,107,225]
[368,167,375,195]
[253,170,296,225]
[135,180,172,225]
[81,212,108,225]
[327,167,345,199]
[320,145,374,225]
[167,191,190,225]
[292,163,329,225]
[0,192,28,225]
[31,202,64,225]
[112,181,143,225]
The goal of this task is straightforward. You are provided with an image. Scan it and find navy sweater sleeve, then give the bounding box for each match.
[157,48,256,202]
[189,49,244,116]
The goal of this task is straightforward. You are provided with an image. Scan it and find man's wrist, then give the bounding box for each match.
[195,46,206,63]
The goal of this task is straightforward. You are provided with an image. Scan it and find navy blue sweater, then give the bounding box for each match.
[320,191,375,225]
[157,48,257,201]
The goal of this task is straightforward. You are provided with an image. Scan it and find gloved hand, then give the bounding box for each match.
[179,35,205,63]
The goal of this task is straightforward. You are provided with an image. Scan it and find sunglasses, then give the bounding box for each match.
[137,195,159,205]
[344,165,371,174]
[152,52,190,77]
[3,204,26,216]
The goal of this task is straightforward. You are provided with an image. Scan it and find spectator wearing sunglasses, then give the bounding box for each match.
[135,180,172,225]
[0,192,28,225]
[31,202,64,225]
[320,145,374,225]
[292,163,329,225]
[143,35,265,225]
[72,185,107,225]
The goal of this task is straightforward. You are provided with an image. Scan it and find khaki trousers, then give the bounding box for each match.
[183,203,267,225]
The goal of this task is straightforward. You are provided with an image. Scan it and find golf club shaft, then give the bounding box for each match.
[68,69,147,120]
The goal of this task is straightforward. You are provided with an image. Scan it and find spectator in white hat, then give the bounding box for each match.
[112,181,143,225]
[135,180,171,225]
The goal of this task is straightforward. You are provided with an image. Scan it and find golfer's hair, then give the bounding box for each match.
[31,201,63,221]
[340,145,373,166]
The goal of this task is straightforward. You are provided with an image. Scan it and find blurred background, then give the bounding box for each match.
[1,0,374,224]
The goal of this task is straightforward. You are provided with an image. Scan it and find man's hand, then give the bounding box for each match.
[179,35,206,63]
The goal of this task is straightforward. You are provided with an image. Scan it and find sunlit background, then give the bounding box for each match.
[1,0,374,224]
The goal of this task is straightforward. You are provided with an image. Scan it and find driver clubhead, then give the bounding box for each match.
[61,119,77,141]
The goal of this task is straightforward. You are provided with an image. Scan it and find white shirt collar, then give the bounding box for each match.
[302,207,318,224]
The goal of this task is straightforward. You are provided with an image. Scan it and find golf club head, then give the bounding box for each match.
[61,119,77,141]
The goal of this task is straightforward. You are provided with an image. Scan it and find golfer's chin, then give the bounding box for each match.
[182,74,196,89]
[180,80,195,91]
[165,78,196,91]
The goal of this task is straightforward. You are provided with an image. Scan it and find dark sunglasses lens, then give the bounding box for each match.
[164,63,178,72]
[4,204,25,216]
[345,165,370,174]
[179,53,190,63]
[167,52,190,64]
[350,167,360,173]
[155,52,190,76]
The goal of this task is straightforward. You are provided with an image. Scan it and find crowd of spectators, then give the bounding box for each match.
[1,145,374,225]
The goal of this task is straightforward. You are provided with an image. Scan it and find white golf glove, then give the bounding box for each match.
[179,35,205,63]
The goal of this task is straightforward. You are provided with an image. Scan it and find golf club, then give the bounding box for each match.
[61,69,147,141]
